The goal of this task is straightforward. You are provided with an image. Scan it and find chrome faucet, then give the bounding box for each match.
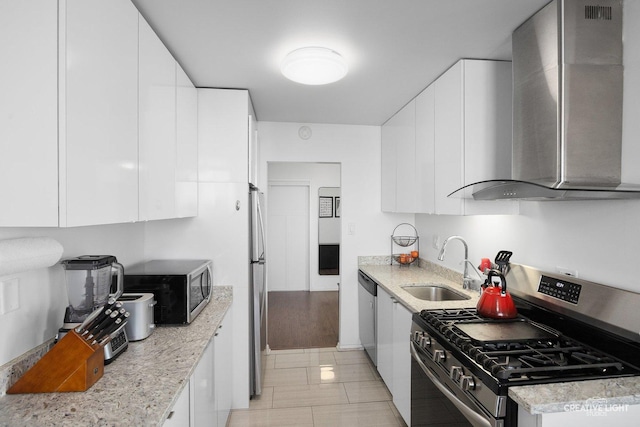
[437,236,483,292]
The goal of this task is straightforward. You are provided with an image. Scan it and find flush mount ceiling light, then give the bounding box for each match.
[281,47,348,85]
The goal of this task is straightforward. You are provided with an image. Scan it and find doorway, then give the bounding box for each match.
[266,162,341,350]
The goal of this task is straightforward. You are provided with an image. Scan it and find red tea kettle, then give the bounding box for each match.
[476,270,518,319]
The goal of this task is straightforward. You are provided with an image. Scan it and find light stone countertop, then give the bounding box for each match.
[358,258,640,416]
[358,259,481,313]
[0,286,232,427]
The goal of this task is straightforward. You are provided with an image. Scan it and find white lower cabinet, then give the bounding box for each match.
[164,382,191,427]
[165,309,232,427]
[191,339,216,426]
[214,318,232,426]
[391,297,412,425]
[376,287,412,426]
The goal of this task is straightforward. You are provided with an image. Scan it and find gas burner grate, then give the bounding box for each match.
[468,339,625,380]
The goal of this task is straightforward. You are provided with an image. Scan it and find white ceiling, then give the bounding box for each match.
[131,0,548,126]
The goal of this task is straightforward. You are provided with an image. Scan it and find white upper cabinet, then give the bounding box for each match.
[435,60,517,215]
[248,100,259,187]
[381,100,416,213]
[62,0,140,227]
[394,101,417,213]
[382,59,517,216]
[415,84,436,214]
[380,120,398,212]
[0,0,139,227]
[0,0,58,226]
[1,0,199,227]
[198,89,251,184]
[138,16,177,221]
[176,64,199,218]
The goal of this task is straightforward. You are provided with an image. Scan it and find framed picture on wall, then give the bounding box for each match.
[335,197,341,218]
[319,196,333,218]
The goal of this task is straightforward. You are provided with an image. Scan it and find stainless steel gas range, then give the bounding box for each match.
[410,263,640,427]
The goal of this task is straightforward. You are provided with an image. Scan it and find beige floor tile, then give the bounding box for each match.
[274,351,336,369]
[262,367,308,387]
[312,401,403,427]
[269,348,305,355]
[387,401,408,426]
[304,347,337,353]
[228,407,313,427]
[333,349,371,365]
[272,383,349,408]
[263,354,276,370]
[249,386,274,410]
[307,363,377,384]
[344,380,393,403]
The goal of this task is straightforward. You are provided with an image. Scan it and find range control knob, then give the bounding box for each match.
[432,349,445,363]
[413,331,422,341]
[450,366,463,382]
[460,375,476,391]
[420,335,431,348]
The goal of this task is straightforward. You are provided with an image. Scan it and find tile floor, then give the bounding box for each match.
[228,347,407,427]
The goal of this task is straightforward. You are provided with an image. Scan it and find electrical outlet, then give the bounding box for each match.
[0,278,20,315]
[432,234,440,250]
[556,267,578,278]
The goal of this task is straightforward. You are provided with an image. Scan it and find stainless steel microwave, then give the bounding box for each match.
[124,259,212,324]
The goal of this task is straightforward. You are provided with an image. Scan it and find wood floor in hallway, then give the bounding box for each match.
[268,291,339,350]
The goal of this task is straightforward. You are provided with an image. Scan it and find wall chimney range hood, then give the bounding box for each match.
[450,0,640,201]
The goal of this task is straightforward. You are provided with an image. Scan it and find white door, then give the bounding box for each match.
[267,185,309,291]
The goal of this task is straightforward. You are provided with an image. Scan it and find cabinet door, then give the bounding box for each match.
[214,316,232,427]
[380,121,397,212]
[191,339,217,427]
[462,60,519,215]
[62,0,139,226]
[392,301,412,426]
[434,61,464,215]
[376,287,394,389]
[415,84,436,214]
[248,98,259,186]
[164,383,190,427]
[198,89,249,183]
[394,100,417,213]
[139,16,177,221]
[0,0,58,226]
[176,63,198,218]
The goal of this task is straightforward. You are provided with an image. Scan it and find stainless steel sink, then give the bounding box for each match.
[401,284,470,301]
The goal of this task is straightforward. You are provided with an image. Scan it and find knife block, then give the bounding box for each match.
[7,330,104,394]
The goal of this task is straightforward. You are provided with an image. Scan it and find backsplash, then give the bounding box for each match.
[0,339,54,396]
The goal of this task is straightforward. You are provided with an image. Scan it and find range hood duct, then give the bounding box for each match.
[451,0,640,201]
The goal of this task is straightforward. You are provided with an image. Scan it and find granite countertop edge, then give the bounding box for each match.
[0,286,233,427]
[357,257,640,416]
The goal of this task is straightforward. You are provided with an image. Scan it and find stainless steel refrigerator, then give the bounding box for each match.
[249,184,267,397]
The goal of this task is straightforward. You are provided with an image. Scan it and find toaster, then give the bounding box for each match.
[119,293,156,341]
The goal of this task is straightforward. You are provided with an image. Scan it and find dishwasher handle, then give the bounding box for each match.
[358,271,377,296]
[410,342,492,427]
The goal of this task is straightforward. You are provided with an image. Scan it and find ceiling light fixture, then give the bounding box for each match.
[281,47,348,85]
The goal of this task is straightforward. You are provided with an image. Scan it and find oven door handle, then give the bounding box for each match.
[410,342,492,427]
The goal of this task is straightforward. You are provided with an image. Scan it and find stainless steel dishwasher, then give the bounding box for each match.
[358,270,377,365]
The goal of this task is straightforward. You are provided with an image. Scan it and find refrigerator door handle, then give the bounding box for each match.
[256,193,266,263]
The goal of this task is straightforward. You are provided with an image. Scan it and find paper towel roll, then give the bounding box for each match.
[0,237,64,276]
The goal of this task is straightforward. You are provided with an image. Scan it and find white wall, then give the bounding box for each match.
[0,223,145,366]
[268,162,341,291]
[416,1,640,293]
[259,122,413,349]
